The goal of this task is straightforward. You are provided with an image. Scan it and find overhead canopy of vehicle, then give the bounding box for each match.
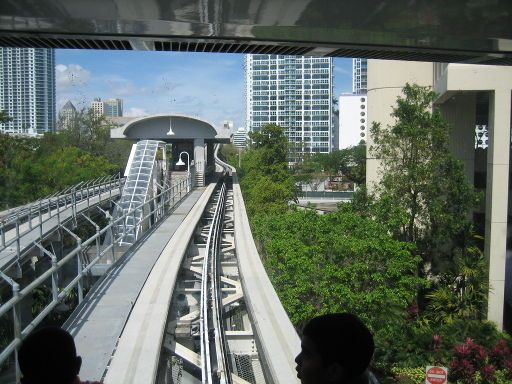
[0,0,511,65]
[111,114,230,142]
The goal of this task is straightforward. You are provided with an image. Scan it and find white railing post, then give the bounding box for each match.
[77,249,83,304]
[12,282,21,384]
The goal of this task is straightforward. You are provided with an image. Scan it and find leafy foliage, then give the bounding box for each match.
[314,145,366,185]
[235,91,497,379]
[426,245,489,324]
[240,124,296,216]
[374,318,507,372]
[449,338,512,384]
[0,111,12,124]
[369,83,479,267]
[0,107,131,209]
[253,208,422,331]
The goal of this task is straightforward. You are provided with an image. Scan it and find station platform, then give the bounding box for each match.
[64,186,209,382]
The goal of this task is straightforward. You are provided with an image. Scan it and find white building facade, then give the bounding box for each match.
[245,54,333,160]
[233,128,247,148]
[338,93,367,149]
[0,47,56,135]
[352,58,367,94]
[91,98,104,118]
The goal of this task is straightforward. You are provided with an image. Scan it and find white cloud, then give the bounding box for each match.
[124,107,148,117]
[55,64,91,89]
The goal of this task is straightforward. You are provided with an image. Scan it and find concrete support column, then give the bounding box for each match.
[485,89,511,329]
[194,138,205,186]
[440,92,477,184]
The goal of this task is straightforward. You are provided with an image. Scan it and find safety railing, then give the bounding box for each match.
[0,174,124,259]
[0,175,190,381]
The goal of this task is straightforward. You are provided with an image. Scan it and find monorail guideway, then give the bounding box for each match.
[156,174,267,384]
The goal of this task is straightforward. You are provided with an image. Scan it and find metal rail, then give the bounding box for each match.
[0,175,191,379]
[0,174,124,254]
[200,178,232,384]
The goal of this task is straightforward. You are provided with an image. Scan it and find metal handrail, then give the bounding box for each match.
[0,173,123,231]
[0,175,191,375]
[0,174,125,256]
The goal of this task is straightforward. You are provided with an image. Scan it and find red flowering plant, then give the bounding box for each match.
[489,339,512,379]
[449,338,494,384]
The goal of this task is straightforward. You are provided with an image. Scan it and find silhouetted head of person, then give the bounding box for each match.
[295,313,375,384]
[18,326,81,384]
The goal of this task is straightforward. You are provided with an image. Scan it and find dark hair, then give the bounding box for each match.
[302,313,374,378]
[18,326,80,384]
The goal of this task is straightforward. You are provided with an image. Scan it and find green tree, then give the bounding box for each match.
[240,124,296,215]
[31,146,116,195]
[245,123,288,175]
[58,107,133,170]
[369,83,479,267]
[0,133,39,207]
[252,208,423,330]
[0,111,12,124]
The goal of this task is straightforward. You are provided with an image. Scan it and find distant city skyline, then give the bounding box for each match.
[55,50,352,130]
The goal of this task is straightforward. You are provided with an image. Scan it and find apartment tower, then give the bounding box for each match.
[0,47,56,135]
[245,54,333,160]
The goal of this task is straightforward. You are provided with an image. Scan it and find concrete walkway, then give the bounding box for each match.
[64,187,207,382]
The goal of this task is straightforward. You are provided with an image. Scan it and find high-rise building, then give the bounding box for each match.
[352,58,367,94]
[91,97,123,118]
[0,47,56,135]
[233,128,247,148]
[245,54,333,160]
[104,98,123,117]
[91,98,104,118]
[338,93,367,149]
[58,100,77,131]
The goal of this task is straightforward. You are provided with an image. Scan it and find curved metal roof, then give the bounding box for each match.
[111,114,229,141]
[0,0,511,65]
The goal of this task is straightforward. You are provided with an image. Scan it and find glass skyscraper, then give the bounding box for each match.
[104,98,123,117]
[352,58,367,94]
[245,54,333,160]
[0,47,56,135]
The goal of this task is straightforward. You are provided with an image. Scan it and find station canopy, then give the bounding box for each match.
[110,114,230,142]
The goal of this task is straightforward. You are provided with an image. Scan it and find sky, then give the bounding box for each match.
[56,49,353,129]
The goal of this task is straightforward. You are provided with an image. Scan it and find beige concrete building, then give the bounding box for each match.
[367,60,512,329]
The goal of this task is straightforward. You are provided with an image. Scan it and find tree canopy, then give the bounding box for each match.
[240,124,296,216]
[368,83,479,268]
[0,107,132,209]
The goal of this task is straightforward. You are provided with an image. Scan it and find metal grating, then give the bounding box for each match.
[166,356,183,384]
[1,34,511,65]
[0,36,132,50]
[154,40,312,56]
[230,354,266,384]
[114,140,160,245]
